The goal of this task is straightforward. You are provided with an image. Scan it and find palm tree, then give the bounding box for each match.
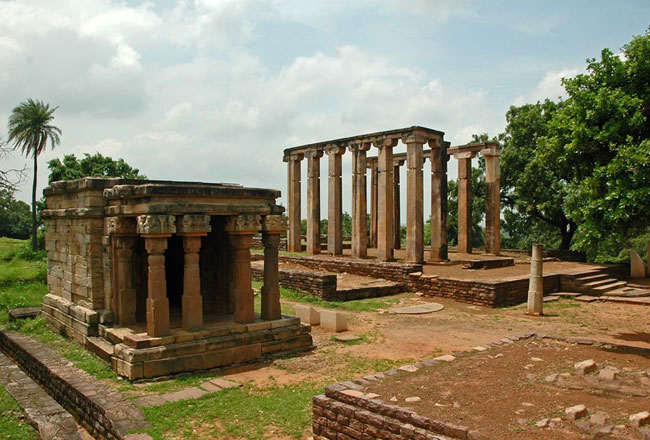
[8,99,61,251]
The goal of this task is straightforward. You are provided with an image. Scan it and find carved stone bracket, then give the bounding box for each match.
[105,217,137,236]
[176,214,212,236]
[225,214,261,234]
[137,215,176,236]
[261,215,287,233]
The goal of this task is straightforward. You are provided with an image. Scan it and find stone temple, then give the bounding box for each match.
[41,178,312,380]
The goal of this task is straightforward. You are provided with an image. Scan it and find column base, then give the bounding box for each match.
[182,294,203,332]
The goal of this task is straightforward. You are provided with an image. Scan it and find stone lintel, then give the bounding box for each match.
[261,215,287,233]
[176,214,212,235]
[136,215,176,235]
[225,214,261,234]
[451,151,476,160]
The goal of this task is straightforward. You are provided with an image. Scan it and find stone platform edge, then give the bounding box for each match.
[107,317,314,380]
[0,330,148,440]
[313,333,650,440]
[263,254,628,307]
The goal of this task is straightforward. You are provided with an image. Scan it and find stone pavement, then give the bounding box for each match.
[0,351,83,439]
[133,377,241,407]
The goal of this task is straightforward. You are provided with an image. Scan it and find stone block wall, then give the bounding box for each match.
[0,330,148,440]
[277,255,422,284]
[251,265,337,299]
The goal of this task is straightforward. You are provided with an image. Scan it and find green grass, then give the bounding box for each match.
[252,280,402,313]
[140,383,321,440]
[0,384,38,439]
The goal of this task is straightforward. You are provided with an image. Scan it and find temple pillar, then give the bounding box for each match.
[177,215,211,332]
[369,159,378,249]
[375,139,397,261]
[261,215,286,321]
[349,143,370,258]
[137,215,176,337]
[393,160,403,250]
[455,152,475,254]
[428,138,448,261]
[106,217,137,326]
[305,150,323,255]
[405,135,425,263]
[326,146,345,256]
[226,215,261,324]
[285,154,303,253]
[483,146,501,255]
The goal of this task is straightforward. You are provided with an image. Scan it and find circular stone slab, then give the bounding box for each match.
[389,303,444,315]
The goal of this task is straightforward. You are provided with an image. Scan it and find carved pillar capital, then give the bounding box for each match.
[225,214,261,234]
[347,142,371,153]
[261,215,287,234]
[283,152,304,162]
[304,149,323,159]
[176,214,212,236]
[105,217,137,236]
[403,134,427,145]
[137,215,176,236]
[325,145,346,156]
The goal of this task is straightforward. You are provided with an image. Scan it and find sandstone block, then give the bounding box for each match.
[320,310,348,332]
[630,250,647,278]
[574,359,596,375]
[565,404,587,420]
[598,367,619,381]
[630,411,650,428]
[295,304,320,325]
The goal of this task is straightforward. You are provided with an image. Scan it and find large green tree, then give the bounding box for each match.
[0,189,31,239]
[500,100,577,250]
[48,153,146,183]
[8,99,61,251]
[551,29,650,254]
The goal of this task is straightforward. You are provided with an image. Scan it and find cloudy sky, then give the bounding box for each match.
[2,0,649,217]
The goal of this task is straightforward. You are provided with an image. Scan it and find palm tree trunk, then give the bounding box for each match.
[31,154,38,251]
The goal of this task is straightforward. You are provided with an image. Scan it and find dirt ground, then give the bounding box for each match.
[224,294,650,386]
[366,338,650,439]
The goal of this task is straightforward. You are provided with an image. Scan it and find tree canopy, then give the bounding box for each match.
[48,153,146,183]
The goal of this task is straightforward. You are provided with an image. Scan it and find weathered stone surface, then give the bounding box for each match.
[598,366,619,381]
[631,250,647,278]
[565,404,587,420]
[7,307,41,321]
[574,359,597,375]
[389,303,444,315]
[320,310,348,332]
[137,214,176,235]
[630,411,650,427]
[295,304,320,325]
[176,214,211,234]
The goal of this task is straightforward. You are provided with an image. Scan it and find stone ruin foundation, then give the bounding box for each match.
[41,177,312,380]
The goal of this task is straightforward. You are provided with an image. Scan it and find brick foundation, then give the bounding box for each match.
[0,330,148,440]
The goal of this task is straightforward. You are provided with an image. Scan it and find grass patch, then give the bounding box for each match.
[140,383,320,440]
[0,384,38,440]
[252,280,401,313]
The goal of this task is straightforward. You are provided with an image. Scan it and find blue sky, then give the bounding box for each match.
[1,0,648,218]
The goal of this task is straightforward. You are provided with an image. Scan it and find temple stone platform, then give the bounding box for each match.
[89,314,311,380]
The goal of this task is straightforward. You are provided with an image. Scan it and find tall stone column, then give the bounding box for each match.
[285,154,303,253]
[261,215,286,320]
[305,150,323,255]
[455,152,475,254]
[428,138,448,261]
[483,147,501,255]
[405,135,425,263]
[369,159,378,249]
[106,217,137,326]
[393,160,403,250]
[375,139,397,261]
[137,215,176,337]
[226,215,261,324]
[527,244,544,316]
[349,143,370,258]
[326,146,345,256]
[177,215,211,332]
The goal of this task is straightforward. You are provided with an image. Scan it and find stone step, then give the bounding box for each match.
[583,278,620,289]
[85,336,114,363]
[593,281,628,293]
[575,273,611,282]
[604,288,650,298]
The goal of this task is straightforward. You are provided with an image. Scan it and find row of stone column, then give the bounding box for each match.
[107,214,285,338]
[285,135,448,263]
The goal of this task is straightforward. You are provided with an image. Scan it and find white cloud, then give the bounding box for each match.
[514,67,583,106]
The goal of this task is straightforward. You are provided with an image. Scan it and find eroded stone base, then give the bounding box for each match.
[100,315,312,380]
